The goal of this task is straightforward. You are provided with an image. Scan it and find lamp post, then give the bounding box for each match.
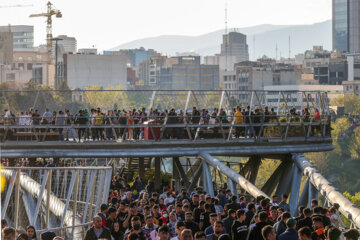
[51,37,62,89]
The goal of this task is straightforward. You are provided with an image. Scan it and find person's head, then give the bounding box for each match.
[143,205,151,216]
[113,222,120,232]
[239,196,246,202]
[311,199,318,209]
[209,213,218,225]
[270,206,278,220]
[185,212,193,222]
[286,218,297,229]
[182,204,190,213]
[175,221,185,236]
[145,215,154,228]
[158,225,170,240]
[262,225,276,240]
[298,227,312,240]
[176,203,183,213]
[218,234,231,240]
[277,207,284,216]
[131,216,142,230]
[152,205,159,215]
[129,202,138,215]
[2,227,15,240]
[40,231,56,240]
[329,206,337,215]
[303,208,312,217]
[312,216,324,230]
[169,211,177,222]
[194,231,206,240]
[298,206,305,215]
[1,219,8,229]
[259,211,268,223]
[181,229,193,240]
[17,233,28,240]
[231,195,237,203]
[26,226,37,239]
[93,216,103,229]
[328,227,341,240]
[192,194,199,204]
[281,194,288,203]
[108,207,117,219]
[213,221,224,235]
[344,229,360,240]
[161,209,169,218]
[282,212,291,223]
[100,203,108,213]
[236,209,246,222]
[228,209,236,219]
[247,203,255,212]
[313,206,323,215]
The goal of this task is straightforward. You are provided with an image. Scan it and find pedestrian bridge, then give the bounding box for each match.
[1,90,359,239]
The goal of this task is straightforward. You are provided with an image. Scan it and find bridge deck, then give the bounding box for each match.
[0,136,333,158]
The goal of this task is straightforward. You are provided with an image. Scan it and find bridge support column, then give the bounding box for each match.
[298,179,309,209]
[174,157,190,189]
[139,157,145,180]
[154,157,161,191]
[172,158,180,192]
[289,166,302,216]
[202,161,214,196]
[275,157,294,197]
[261,161,288,196]
[188,160,203,193]
[308,182,318,208]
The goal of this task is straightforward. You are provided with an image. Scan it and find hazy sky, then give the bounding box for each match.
[0,0,331,51]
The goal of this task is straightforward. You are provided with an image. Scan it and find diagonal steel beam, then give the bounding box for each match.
[199,152,268,198]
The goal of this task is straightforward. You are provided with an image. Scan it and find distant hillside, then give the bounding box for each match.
[109,20,331,60]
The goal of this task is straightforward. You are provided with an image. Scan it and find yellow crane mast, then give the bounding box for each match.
[29,1,62,54]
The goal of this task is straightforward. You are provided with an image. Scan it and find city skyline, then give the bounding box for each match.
[0,0,331,52]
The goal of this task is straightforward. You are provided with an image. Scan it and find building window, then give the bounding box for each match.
[27,63,33,70]
[18,63,24,70]
[6,73,15,81]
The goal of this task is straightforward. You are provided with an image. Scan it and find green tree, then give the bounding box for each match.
[341,192,360,226]
[331,94,360,115]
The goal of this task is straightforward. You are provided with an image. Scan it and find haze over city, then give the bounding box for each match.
[1,0,331,51]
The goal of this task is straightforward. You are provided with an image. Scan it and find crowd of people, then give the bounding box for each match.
[2,172,359,240]
[1,105,324,141]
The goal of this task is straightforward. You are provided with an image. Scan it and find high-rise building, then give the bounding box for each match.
[0,25,34,51]
[54,35,77,54]
[221,32,249,63]
[333,0,360,53]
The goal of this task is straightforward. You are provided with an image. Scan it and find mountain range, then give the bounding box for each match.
[109,20,332,60]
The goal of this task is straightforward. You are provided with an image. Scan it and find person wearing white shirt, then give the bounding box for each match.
[18,112,27,131]
[43,109,52,124]
[164,192,175,206]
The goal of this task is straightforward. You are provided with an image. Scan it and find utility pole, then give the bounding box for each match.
[52,37,62,89]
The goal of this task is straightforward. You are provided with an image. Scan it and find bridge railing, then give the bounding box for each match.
[0,166,112,240]
[0,114,331,143]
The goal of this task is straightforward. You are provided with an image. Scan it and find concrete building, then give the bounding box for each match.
[0,25,34,51]
[265,84,344,111]
[78,48,97,55]
[333,0,360,53]
[0,45,53,85]
[342,53,360,97]
[233,59,302,104]
[138,56,219,90]
[104,47,160,67]
[64,54,128,89]
[0,32,13,64]
[54,35,77,54]
[221,32,249,63]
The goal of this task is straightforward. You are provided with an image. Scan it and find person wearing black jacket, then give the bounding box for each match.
[231,209,248,240]
[245,203,256,226]
[248,211,269,240]
[222,209,236,238]
[84,216,112,240]
[184,212,200,236]
[297,208,313,231]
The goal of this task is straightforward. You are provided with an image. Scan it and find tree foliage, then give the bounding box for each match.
[331,94,360,115]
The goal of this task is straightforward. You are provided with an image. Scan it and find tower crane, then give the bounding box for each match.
[29,1,62,53]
